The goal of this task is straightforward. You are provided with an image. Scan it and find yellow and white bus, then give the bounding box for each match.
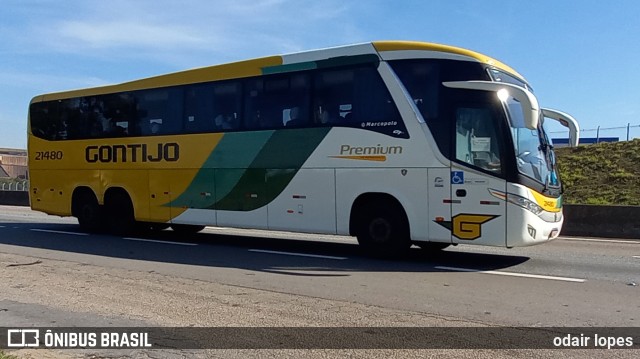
[28,41,579,252]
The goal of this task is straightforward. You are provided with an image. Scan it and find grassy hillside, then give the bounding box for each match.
[555,139,640,205]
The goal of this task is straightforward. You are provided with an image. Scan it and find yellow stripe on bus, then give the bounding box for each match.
[38,56,283,102]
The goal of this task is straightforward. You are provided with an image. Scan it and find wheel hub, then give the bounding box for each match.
[369,218,391,243]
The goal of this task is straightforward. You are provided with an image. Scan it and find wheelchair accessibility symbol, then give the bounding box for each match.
[451,171,464,184]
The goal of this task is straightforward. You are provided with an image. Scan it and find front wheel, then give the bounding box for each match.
[356,203,411,256]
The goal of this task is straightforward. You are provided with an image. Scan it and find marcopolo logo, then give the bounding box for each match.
[360,121,398,128]
[330,144,403,162]
[85,143,179,163]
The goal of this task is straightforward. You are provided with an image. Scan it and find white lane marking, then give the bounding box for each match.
[435,266,586,283]
[249,249,347,260]
[124,237,198,246]
[30,229,89,236]
[633,256,640,259]
[562,237,640,245]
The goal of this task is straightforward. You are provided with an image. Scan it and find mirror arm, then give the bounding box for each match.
[542,108,580,147]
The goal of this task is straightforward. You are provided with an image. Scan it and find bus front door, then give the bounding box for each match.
[449,103,507,247]
[449,167,506,247]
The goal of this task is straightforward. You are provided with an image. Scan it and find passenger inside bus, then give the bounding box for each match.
[285,106,302,127]
[317,107,332,124]
[214,113,235,130]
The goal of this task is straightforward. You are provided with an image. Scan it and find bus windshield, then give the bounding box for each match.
[505,97,559,189]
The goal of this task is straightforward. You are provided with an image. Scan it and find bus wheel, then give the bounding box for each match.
[356,202,410,255]
[105,191,135,235]
[171,224,205,234]
[73,191,103,232]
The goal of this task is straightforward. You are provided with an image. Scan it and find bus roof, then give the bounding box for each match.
[373,41,525,81]
[34,40,526,102]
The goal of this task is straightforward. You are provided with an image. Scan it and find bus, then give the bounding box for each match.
[28,40,579,253]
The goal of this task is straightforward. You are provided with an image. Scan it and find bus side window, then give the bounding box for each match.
[455,107,503,174]
[244,74,310,130]
[212,81,241,131]
[102,93,136,137]
[134,88,182,136]
[313,69,354,126]
[389,60,439,121]
[313,65,403,136]
[29,101,59,140]
[184,83,216,133]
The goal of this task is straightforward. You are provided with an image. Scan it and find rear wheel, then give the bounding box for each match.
[356,201,411,256]
[105,191,135,235]
[73,190,103,233]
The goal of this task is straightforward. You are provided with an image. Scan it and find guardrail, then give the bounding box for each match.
[0,190,29,206]
[561,204,640,239]
[0,181,29,191]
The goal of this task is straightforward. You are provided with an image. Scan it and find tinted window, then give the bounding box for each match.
[390,59,491,157]
[244,73,310,130]
[212,81,242,130]
[30,101,61,140]
[313,66,405,138]
[184,81,241,133]
[101,93,136,137]
[133,87,183,136]
[184,83,216,132]
[30,63,406,141]
[390,61,440,121]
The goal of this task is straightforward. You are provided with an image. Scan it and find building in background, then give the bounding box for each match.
[0,148,28,179]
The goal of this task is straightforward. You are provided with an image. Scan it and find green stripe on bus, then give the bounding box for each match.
[262,62,317,75]
[168,131,274,208]
[212,127,330,211]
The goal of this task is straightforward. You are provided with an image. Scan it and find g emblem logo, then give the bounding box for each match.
[435,214,499,240]
[452,214,498,240]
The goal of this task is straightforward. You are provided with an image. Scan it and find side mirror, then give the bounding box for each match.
[542,108,580,147]
[443,81,539,130]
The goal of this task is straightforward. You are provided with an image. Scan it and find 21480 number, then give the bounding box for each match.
[34,151,63,160]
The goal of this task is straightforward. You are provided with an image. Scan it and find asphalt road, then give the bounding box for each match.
[1,205,639,358]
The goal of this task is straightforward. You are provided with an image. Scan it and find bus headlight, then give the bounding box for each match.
[507,193,544,215]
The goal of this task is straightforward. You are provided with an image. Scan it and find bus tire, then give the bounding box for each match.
[73,190,103,233]
[105,190,135,235]
[171,224,205,234]
[356,201,411,256]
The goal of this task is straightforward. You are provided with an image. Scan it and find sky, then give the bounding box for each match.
[1,0,640,149]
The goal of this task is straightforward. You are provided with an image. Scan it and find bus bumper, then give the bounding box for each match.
[506,205,563,247]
